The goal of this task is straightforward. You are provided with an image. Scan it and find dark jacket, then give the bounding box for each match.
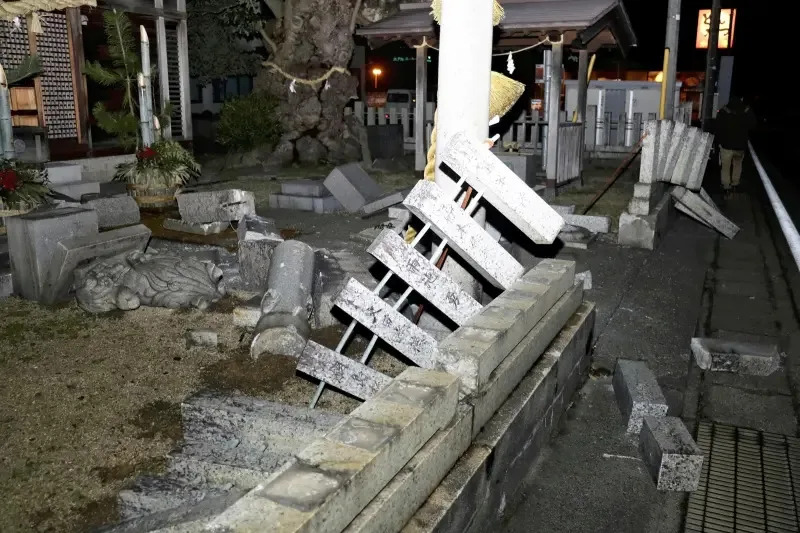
[715,102,757,150]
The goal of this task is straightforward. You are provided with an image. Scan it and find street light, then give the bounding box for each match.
[371,67,382,89]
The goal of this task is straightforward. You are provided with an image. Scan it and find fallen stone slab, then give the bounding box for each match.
[639,416,704,491]
[297,341,392,400]
[563,213,611,234]
[208,367,459,533]
[281,179,329,197]
[405,301,595,532]
[185,329,218,349]
[313,249,380,330]
[639,120,661,184]
[674,201,712,229]
[403,180,524,289]
[440,131,564,244]
[690,337,780,376]
[182,391,342,454]
[335,277,440,367]
[612,359,669,434]
[367,229,482,326]
[668,127,701,187]
[49,181,100,201]
[388,206,410,220]
[670,187,739,239]
[268,192,343,214]
[237,214,282,242]
[685,132,713,191]
[82,195,140,229]
[655,120,674,181]
[117,475,237,522]
[5,207,98,301]
[238,240,280,291]
[662,122,687,183]
[344,404,473,533]
[163,218,227,235]
[324,163,385,212]
[559,226,597,249]
[550,204,576,216]
[45,224,152,304]
[575,270,592,290]
[360,189,406,216]
[177,189,255,224]
[251,240,316,359]
[436,259,575,395]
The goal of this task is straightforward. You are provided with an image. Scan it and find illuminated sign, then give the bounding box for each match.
[392,56,432,63]
[696,9,736,49]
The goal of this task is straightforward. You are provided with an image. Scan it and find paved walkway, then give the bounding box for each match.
[501,158,800,532]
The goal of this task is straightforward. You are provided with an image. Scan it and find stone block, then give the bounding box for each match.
[628,182,668,216]
[46,224,152,303]
[117,475,240,521]
[5,207,99,301]
[685,132,713,191]
[238,240,281,291]
[495,152,536,185]
[82,195,140,229]
[573,271,591,291]
[281,179,329,197]
[550,204,576,215]
[669,127,700,186]
[268,193,343,213]
[563,213,611,234]
[559,227,596,249]
[177,189,255,224]
[618,193,675,250]
[367,229,482,326]
[436,259,575,394]
[612,359,669,434]
[639,416,703,491]
[335,277,439,367]
[655,120,674,181]
[233,295,262,329]
[470,289,587,435]
[388,206,409,220]
[367,124,405,159]
[344,405,473,533]
[181,391,342,452]
[237,214,282,242]
[671,187,739,239]
[639,120,661,184]
[662,122,687,181]
[45,161,82,184]
[208,367,459,533]
[403,180,524,289]
[163,218,227,235]
[185,329,218,348]
[49,181,101,200]
[361,190,406,216]
[298,341,392,400]
[440,131,564,244]
[690,337,780,376]
[324,163,385,212]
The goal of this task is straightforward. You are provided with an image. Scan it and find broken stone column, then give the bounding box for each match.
[250,240,316,359]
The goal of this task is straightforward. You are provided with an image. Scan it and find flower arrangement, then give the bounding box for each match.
[114,139,201,188]
[0,158,50,214]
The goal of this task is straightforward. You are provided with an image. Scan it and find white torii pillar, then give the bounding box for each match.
[432,0,494,302]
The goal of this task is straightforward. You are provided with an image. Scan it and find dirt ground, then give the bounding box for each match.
[0,292,409,533]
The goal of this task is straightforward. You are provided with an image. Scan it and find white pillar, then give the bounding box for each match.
[541,49,552,170]
[662,0,681,120]
[425,0,493,323]
[414,44,428,172]
[545,40,563,190]
[176,0,192,140]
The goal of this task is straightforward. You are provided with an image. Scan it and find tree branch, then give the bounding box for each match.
[258,23,278,54]
[349,0,363,33]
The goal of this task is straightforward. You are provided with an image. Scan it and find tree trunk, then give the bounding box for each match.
[255,0,397,166]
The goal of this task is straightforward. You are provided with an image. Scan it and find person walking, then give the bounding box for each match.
[714,96,757,197]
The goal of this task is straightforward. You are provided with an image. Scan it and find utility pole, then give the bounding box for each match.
[701,0,721,130]
[661,0,681,120]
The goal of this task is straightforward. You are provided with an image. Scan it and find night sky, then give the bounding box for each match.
[364,0,787,118]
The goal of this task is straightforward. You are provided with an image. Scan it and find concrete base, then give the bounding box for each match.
[618,193,675,251]
[404,302,595,533]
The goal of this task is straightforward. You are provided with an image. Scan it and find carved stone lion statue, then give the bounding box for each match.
[74,251,225,313]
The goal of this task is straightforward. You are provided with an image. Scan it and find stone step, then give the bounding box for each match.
[45,161,82,184]
[117,474,235,521]
[180,391,342,450]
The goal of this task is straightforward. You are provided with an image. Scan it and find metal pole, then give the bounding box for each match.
[545,39,563,192]
[662,0,681,120]
[0,64,15,160]
[542,49,552,170]
[701,0,721,130]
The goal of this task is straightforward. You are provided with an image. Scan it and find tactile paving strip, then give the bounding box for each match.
[685,422,800,533]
